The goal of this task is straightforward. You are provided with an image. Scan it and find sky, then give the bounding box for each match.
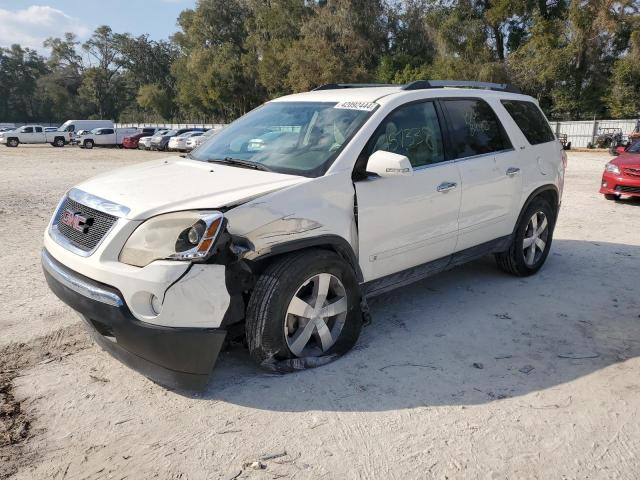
[0,0,197,53]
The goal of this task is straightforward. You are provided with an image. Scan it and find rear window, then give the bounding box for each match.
[501,100,555,145]
[442,99,512,159]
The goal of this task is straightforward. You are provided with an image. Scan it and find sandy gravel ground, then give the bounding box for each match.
[1,145,639,479]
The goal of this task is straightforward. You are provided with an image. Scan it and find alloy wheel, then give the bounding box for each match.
[522,211,549,266]
[284,273,348,357]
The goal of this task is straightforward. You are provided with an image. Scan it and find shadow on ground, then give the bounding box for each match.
[189,239,639,410]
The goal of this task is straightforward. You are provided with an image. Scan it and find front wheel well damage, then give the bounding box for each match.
[217,233,363,337]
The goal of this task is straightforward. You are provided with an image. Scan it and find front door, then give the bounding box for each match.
[440,98,523,250]
[355,100,461,282]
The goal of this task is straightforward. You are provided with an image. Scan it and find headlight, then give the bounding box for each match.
[605,163,620,175]
[119,211,224,267]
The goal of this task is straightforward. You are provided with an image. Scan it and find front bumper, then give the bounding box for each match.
[42,248,226,390]
[600,171,640,197]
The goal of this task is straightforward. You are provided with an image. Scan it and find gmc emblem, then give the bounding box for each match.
[61,209,94,234]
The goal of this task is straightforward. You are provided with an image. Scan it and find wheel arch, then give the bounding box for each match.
[514,184,560,235]
[244,234,363,283]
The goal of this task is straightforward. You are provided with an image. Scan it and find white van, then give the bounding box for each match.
[58,120,114,143]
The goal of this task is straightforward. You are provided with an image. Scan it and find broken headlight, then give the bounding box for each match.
[119,211,224,267]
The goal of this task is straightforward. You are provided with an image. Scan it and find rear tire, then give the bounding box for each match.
[495,197,556,276]
[54,137,65,147]
[246,249,362,368]
[604,193,620,201]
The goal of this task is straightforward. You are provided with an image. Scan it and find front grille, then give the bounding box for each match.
[54,197,117,251]
[615,185,640,194]
[624,167,640,177]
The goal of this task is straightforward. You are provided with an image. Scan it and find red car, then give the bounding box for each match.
[122,127,158,149]
[600,141,640,200]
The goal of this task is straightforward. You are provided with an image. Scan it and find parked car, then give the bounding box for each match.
[41,80,565,390]
[79,127,138,149]
[150,128,205,151]
[185,129,217,151]
[600,139,640,200]
[0,125,71,147]
[168,131,204,151]
[72,130,90,145]
[122,127,159,149]
[0,127,14,133]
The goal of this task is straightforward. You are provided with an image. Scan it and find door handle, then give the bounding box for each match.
[506,167,521,177]
[437,182,457,193]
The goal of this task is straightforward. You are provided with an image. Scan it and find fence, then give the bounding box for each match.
[115,122,226,131]
[5,118,640,148]
[549,119,639,148]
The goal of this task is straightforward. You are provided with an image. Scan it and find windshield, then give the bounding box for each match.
[627,141,640,153]
[57,121,73,132]
[190,101,375,177]
[164,129,178,136]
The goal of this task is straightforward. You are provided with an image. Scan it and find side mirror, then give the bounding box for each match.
[366,150,413,178]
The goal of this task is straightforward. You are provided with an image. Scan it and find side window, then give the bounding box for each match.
[103,129,114,134]
[443,99,512,159]
[501,100,555,145]
[22,127,33,133]
[66,125,75,132]
[366,101,445,168]
[35,127,43,133]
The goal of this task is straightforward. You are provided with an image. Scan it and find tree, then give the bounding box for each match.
[608,30,640,118]
[0,45,48,122]
[80,26,125,118]
[286,0,388,91]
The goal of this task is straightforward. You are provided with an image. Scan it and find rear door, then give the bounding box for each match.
[355,100,461,282]
[97,128,115,145]
[441,98,522,251]
[34,126,46,143]
[499,99,561,196]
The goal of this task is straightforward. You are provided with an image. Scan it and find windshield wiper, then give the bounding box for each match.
[206,157,272,172]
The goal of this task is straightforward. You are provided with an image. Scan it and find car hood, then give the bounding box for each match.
[73,156,308,220]
[613,153,640,167]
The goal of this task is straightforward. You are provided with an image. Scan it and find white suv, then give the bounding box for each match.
[42,81,565,389]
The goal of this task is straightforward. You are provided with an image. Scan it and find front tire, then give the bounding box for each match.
[84,140,94,149]
[54,137,65,147]
[7,138,18,147]
[246,249,362,368]
[604,193,620,201]
[495,197,555,276]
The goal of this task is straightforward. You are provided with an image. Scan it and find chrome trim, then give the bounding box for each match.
[41,249,123,307]
[453,148,516,163]
[49,195,120,257]
[68,188,130,218]
[437,181,457,192]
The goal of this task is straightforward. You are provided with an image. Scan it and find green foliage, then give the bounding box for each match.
[0,0,639,123]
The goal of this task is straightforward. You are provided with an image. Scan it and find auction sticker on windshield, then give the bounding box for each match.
[334,101,378,111]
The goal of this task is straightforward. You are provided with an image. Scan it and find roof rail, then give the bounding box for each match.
[312,83,394,91]
[401,80,521,94]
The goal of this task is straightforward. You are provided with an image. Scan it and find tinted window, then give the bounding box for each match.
[22,127,33,133]
[103,129,114,134]
[443,99,511,159]
[35,127,42,132]
[366,101,445,168]
[501,100,555,145]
